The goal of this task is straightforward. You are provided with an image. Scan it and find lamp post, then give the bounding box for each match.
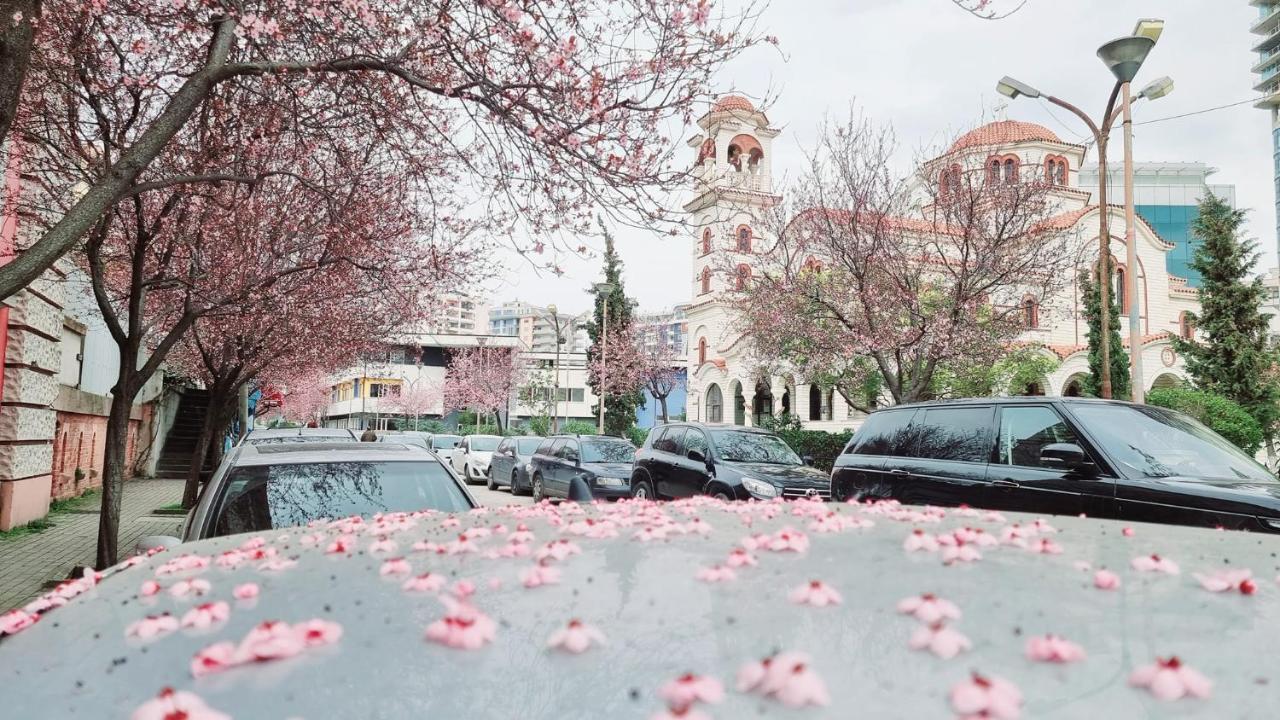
[997,19,1166,400]
[593,282,617,435]
[547,304,562,433]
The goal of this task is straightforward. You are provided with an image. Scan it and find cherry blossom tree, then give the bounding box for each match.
[951,0,1027,19]
[640,339,683,425]
[2,0,768,299]
[274,371,337,427]
[443,347,525,432]
[587,322,649,401]
[731,114,1073,410]
[389,380,444,430]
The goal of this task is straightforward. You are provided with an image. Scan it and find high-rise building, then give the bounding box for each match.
[488,301,588,353]
[634,304,689,359]
[428,292,490,336]
[1079,162,1236,286]
[1252,1,1280,264]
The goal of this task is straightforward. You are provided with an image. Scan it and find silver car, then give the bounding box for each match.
[5,501,1274,717]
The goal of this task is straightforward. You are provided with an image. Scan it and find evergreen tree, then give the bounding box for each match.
[586,219,643,436]
[1171,193,1280,441]
[1079,267,1130,399]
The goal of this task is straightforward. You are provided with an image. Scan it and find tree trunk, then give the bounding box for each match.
[96,372,138,569]
[0,0,39,150]
[658,395,669,424]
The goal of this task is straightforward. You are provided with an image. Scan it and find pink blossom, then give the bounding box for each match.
[736,651,830,707]
[509,524,535,543]
[521,563,563,588]
[237,620,306,662]
[650,708,712,720]
[1128,656,1212,701]
[909,622,971,659]
[903,529,939,553]
[233,583,259,600]
[1025,538,1062,555]
[169,578,211,599]
[658,673,725,708]
[1122,526,1135,537]
[326,535,355,555]
[296,619,344,647]
[0,609,38,636]
[896,594,962,624]
[1193,568,1256,595]
[380,557,412,577]
[766,527,810,553]
[941,542,982,565]
[180,602,230,631]
[1131,554,1180,575]
[154,554,210,577]
[950,672,1023,720]
[126,613,180,641]
[450,580,477,600]
[190,642,237,678]
[725,548,757,568]
[535,539,582,562]
[547,618,606,653]
[425,598,497,650]
[1094,570,1122,590]
[131,687,230,720]
[257,558,297,573]
[1025,634,1086,663]
[139,580,162,597]
[696,565,737,583]
[402,572,446,593]
[788,580,842,607]
[368,537,399,555]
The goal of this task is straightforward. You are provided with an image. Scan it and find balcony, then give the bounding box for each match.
[1252,6,1280,36]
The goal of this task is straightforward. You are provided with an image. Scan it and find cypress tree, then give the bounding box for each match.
[586,219,643,436]
[1171,193,1280,441]
[1079,266,1130,399]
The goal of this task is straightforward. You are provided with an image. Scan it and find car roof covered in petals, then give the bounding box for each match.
[233,442,431,466]
[2,499,1278,718]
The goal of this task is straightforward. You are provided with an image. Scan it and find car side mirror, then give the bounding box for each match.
[803,454,815,467]
[136,535,181,554]
[687,449,706,463]
[1040,443,1095,474]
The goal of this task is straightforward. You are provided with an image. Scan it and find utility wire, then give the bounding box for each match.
[1134,97,1265,126]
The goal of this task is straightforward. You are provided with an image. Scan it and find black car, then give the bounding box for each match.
[528,435,636,502]
[631,423,830,501]
[833,397,1280,533]
[487,436,546,494]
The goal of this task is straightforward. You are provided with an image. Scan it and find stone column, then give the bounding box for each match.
[0,271,64,531]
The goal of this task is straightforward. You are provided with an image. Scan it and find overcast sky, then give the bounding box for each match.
[484,0,1273,317]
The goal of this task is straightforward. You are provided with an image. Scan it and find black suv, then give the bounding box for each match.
[528,435,636,502]
[833,397,1280,533]
[631,423,830,501]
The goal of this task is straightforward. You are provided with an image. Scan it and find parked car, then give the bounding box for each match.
[375,431,432,450]
[486,436,546,494]
[7,503,1276,718]
[450,435,503,485]
[137,443,475,549]
[240,427,358,445]
[529,435,636,502]
[832,397,1280,533]
[631,423,830,501]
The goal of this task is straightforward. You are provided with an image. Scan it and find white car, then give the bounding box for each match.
[451,434,502,485]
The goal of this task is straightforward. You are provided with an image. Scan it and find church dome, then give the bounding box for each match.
[948,120,1062,153]
[712,94,757,113]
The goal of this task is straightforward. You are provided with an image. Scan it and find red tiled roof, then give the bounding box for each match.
[713,94,757,113]
[1036,205,1177,249]
[1046,344,1086,359]
[948,121,1064,153]
[1120,331,1174,348]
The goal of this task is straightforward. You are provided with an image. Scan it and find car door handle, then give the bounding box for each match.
[991,479,1020,489]
[888,469,910,476]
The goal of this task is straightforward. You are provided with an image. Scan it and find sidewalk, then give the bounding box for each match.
[0,478,184,612]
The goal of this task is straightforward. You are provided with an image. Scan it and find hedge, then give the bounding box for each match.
[1147,388,1263,455]
[774,428,854,472]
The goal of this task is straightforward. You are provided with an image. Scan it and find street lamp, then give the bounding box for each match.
[592,282,616,435]
[547,303,562,433]
[996,18,1168,401]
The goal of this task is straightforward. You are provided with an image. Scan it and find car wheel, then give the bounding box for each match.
[486,468,497,492]
[532,473,545,502]
[510,470,524,495]
[631,478,654,500]
[712,490,732,501]
[463,464,477,486]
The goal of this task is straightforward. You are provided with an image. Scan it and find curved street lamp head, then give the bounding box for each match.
[547,303,557,316]
[1133,18,1165,43]
[1137,76,1174,101]
[1097,35,1155,83]
[592,282,616,296]
[996,76,1041,100]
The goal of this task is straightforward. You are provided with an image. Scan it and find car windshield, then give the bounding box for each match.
[516,438,545,454]
[581,440,636,463]
[210,461,471,537]
[711,430,803,465]
[1071,404,1276,482]
[379,435,429,449]
[469,436,501,452]
[431,435,462,449]
[246,435,354,445]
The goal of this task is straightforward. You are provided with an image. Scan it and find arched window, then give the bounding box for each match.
[1179,312,1194,340]
[734,264,752,290]
[747,148,764,173]
[697,337,708,365]
[700,266,711,294]
[803,256,823,273]
[1002,157,1018,184]
[940,163,962,198]
[700,228,711,255]
[706,384,724,423]
[696,137,715,164]
[735,225,752,253]
[1044,156,1067,185]
[1022,296,1039,329]
[986,158,1002,186]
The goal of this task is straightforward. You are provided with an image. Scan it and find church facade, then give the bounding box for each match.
[682,96,1200,431]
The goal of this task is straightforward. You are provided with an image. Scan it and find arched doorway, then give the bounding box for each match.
[706,383,724,423]
[752,381,773,426]
[808,384,822,421]
[1150,373,1184,391]
[1062,373,1088,397]
[732,381,746,426]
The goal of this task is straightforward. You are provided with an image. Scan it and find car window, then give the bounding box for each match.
[680,429,709,459]
[543,439,565,457]
[431,435,461,449]
[997,406,1081,469]
[558,440,580,462]
[654,427,685,454]
[848,409,917,456]
[1071,404,1276,482]
[496,438,511,453]
[469,436,501,452]
[582,440,636,463]
[710,430,802,465]
[210,461,471,537]
[517,438,544,455]
[910,407,992,463]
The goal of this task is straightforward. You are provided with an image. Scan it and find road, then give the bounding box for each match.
[466,480,535,508]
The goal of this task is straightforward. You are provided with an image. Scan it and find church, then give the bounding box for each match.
[682,95,1201,431]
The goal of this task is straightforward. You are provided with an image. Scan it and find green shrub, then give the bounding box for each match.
[527,416,551,437]
[1147,388,1264,454]
[625,425,649,447]
[559,420,599,435]
[774,428,854,472]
